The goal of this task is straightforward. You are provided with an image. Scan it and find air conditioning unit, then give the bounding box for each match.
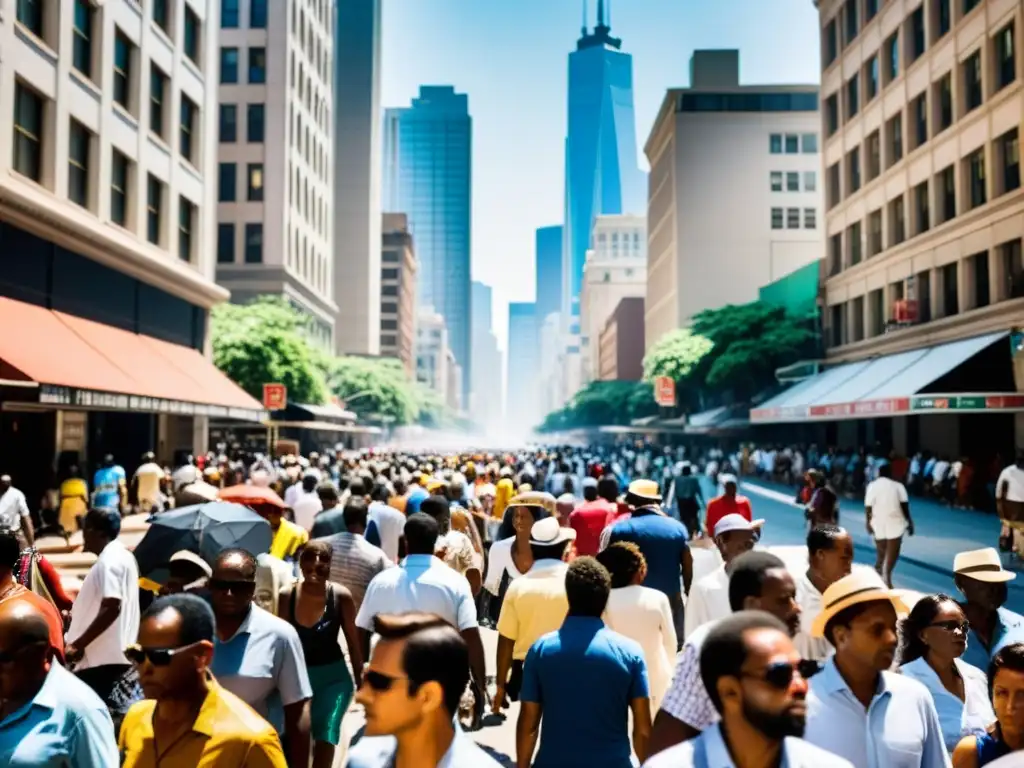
[893,299,919,323]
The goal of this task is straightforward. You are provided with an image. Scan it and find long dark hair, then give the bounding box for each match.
[898,593,960,665]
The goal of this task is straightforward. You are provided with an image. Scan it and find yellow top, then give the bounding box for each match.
[496,562,569,660]
[269,518,308,560]
[58,478,89,532]
[119,678,287,768]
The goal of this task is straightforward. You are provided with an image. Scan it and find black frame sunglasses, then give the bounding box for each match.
[364,669,408,692]
[125,641,203,667]
[743,659,822,690]
[929,620,970,634]
[208,579,257,595]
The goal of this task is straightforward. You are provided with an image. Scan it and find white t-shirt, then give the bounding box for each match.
[368,501,406,563]
[291,490,323,531]
[0,487,30,531]
[998,465,1024,502]
[864,476,908,520]
[67,539,140,669]
[171,464,199,491]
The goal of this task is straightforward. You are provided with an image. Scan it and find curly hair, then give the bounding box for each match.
[565,556,612,617]
[596,542,646,589]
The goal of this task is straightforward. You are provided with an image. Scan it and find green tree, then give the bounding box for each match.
[641,329,714,383]
[537,380,658,432]
[211,297,327,404]
[320,355,422,424]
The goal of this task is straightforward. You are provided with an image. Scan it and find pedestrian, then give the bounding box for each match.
[568,476,615,556]
[952,642,1024,766]
[131,452,165,516]
[266,503,309,563]
[310,483,344,537]
[484,495,548,625]
[65,508,141,729]
[804,570,948,767]
[290,474,324,533]
[91,455,126,514]
[683,514,758,639]
[207,548,312,768]
[899,594,995,753]
[0,531,64,661]
[673,464,705,540]
[650,551,802,756]
[420,495,481,594]
[704,474,753,537]
[120,594,287,767]
[279,540,362,768]
[864,462,913,587]
[646,611,853,767]
[345,612,503,767]
[597,542,677,711]
[366,483,406,563]
[493,516,573,714]
[996,454,1024,553]
[0,473,34,547]
[606,479,692,645]
[0,600,118,767]
[315,499,391,612]
[795,525,854,662]
[953,548,1024,670]
[805,470,840,528]
[516,556,651,768]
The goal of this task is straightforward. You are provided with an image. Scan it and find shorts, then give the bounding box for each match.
[872,516,907,541]
[309,661,354,745]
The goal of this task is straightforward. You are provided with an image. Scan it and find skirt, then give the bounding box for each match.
[309,660,354,745]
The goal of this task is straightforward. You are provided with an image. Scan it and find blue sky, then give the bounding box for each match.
[380,0,822,350]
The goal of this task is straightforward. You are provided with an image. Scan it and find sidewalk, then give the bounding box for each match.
[740,477,1024,593]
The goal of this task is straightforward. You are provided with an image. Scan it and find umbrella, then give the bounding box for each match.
[219,484,286,509]
[133,501,272,578]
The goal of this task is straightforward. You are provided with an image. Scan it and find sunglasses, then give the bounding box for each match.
[929,620,970,634]
[209,579,256,595]
[364,669,408,692]
[743,659,822,690]
[125,641,202,666]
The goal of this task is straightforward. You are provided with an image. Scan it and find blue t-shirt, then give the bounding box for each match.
[92,465,125,511]
[607,508,688,597]
[520,616,649,768]
[405,487,429,514]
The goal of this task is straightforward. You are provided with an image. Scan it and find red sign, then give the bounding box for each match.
[263,383,287,410]
[654,377,676,407]
[893,300,919,323]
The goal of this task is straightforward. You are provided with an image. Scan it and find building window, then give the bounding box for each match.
[153,0,170,35]
[824,18,838,67]
[964,50,983,113]
[180,96,197,163]
[251,0,268,28]
[967,149,986,209]
[865,56,879,101]
[865,0,878,22]
[942,262,959,317]
[222,0,239,28]
[830,303,846,346]
[804,171,817,191]
[248,47,267,84]
[150,65,167,138]
[868,208,883,256]
[381,319,399,331]
[72,0,94,79]
[247,163,264,201]
[939,165,956,222]
[846,74,860,119]
[217,223,235,263]
[111,149,130,226]
[16,0,44,37]
[770,171,783,191]
[889,195,905,246]
[844,0,858,45]
[771,208,783,229]
[847,147,861,194]
[869,289,884,336]
[848,221,863,266]
[786,172,799,192]
[935,0,951,39]
[68,120,90,208]
[769,134,782,153]
[184,6,201,65]
[13,82,43,182]
[827,162,841,209]
[886,113,903,168]
[999,129,1020,195]
[911,92,927,149]
[885,32,899,84]
[915,180,930,235]
[218,162,236,202]
[936,73,953,132]
[909,6,926,62]
[381,268,399,281]
[826,94,839,136]
[996,24,1016,92]
[245,223,263,263]
[804,208,817,229]
[113,30,133,111]
[247,104,265,142]
[801,133,818,153]
[1002,240,1024,299]
[852,296,865,341]
[786,208,800,229]
[178,197,195,262]
[220,48,239,83]
[963,0,981,15]
[866,130,881,180]
[973,252,991,308]
[219,104,237,142]
[830,233,843,275]
[784,134,799,154]
[147,175,163,245]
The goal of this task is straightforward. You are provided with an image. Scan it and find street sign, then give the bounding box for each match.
[654,376,676,407]
[263,383,287,410]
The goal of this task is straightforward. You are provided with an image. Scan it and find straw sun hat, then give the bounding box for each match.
[811,570,910,638]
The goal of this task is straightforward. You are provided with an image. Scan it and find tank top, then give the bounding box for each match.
[977,729,1013,766]
[289,584,344,667]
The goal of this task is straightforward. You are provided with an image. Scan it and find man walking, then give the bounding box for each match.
[0,474,34,547]
[673,464,705,540]
[684,514,758,639]
[796,525,854,662]
[864,463,913,587]
[316,499,391,611]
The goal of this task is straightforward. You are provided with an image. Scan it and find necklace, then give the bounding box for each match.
[0,581,22,603]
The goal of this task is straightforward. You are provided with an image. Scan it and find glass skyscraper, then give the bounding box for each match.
[563,1,646,316]
[535,225,563,322]
[383,86,472,400]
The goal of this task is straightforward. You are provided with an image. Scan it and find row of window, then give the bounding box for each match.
[825,20,1015,139]
[220,46,266,85]
[290,52,331,135]
[771,171,817,192]
[287,226,329,296]
[289,165,329,240]
[218,103,265,143]
[828,129,1019,275]
[218,163,264,203]
[217,222,264,264]
[290,0,332,87]
[222,0,268,29]
[769,133,818,154]
[290,107,330,187]
[771,207,818,230]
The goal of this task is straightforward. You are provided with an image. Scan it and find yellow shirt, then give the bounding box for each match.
[58,478,89,532]
[496,560,569,660]
[270,519,308,560]
[119,678,287,768]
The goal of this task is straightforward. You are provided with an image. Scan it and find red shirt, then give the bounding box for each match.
[569,500,615,556]
[705,494,753,536]
[3,588,65,662]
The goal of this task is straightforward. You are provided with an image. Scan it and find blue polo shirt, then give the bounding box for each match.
[519,616,649,768]
[607,508,689,597]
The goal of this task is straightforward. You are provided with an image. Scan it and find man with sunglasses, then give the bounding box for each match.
[207,549,312,768]
[0,600,118,766]
[120,594,287,767]
[645,612,853,767]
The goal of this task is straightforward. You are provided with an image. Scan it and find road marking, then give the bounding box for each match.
[741,481,802,506]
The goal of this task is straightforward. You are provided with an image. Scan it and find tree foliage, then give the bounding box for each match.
[642,329,713,383]
[538,380,659,432]
[318,354,436,425]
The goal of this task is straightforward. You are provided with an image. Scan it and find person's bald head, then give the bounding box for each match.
[0,600,52,702]
[211,548,257,580]
[0,600,50,647]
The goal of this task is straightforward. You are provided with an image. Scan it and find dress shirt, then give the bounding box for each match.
[0,662,118,768]
[684,564,730,640]
[355,554,478,632]
[645,722,854,767]
[961,607,1024,671]
[603,584,677,710]
[805,657,951,768]
[496,559,569,660]
[345,725,503,767]
[659,621,718,730]
[899,657,995,752]
[794,571,834,662]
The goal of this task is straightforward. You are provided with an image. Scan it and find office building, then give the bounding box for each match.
[334,0,382,355]
[216,0,337,348]
[536,225,564,320]
[750,0,1024,462]
[564,1,647,316]
[383,86,472,402]
[471,281,503,428]
[416,309,452,403]
[599,297,646,381]
[380,213,416,375]
[0,0,263,504]
[579,214,646,384]
[506,302,540,430]
[645,50,823,349]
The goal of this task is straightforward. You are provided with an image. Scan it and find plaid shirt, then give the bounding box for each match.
[659,621,718,729]
[318,532,392,610]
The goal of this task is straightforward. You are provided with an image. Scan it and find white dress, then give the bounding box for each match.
[603,584,677,711]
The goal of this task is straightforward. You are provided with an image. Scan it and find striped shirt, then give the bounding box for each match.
[316,532,392,610]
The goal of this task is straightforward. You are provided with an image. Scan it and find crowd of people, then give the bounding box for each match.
[2,443,1024,767]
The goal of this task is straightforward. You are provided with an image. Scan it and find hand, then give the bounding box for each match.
[866,520,873,537]
[906,520,915,537]
[65,644,84,665]
[491,683,506,715]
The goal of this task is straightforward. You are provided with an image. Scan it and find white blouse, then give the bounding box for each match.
[484,536,526,596]
[900,656,996,752]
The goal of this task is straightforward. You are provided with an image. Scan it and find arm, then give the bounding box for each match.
[680,544,693,595]
[650,710,700,757]
[282,700,311,768]
[66,597,121,663]
[516,701,542,768]
[492,634,515,714]
[19,504,34,545]
[952,736,979,768]
[336,585,363,688]
[461,627,488,710]
[630,697,653,764]
[648,641,715,757]
[659,595,678,663]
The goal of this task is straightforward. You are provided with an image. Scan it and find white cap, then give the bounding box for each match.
[719,474,739,486]
[714,513,756,537]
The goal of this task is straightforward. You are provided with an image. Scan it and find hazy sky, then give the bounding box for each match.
[380,0,822,351]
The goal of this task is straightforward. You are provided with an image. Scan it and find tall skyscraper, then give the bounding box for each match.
[471,281,502,429]
[383,86,472,402]
[334,0,383,355]
[506,302,540,430]
[535,225,563,321]
[563,0,647,316]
